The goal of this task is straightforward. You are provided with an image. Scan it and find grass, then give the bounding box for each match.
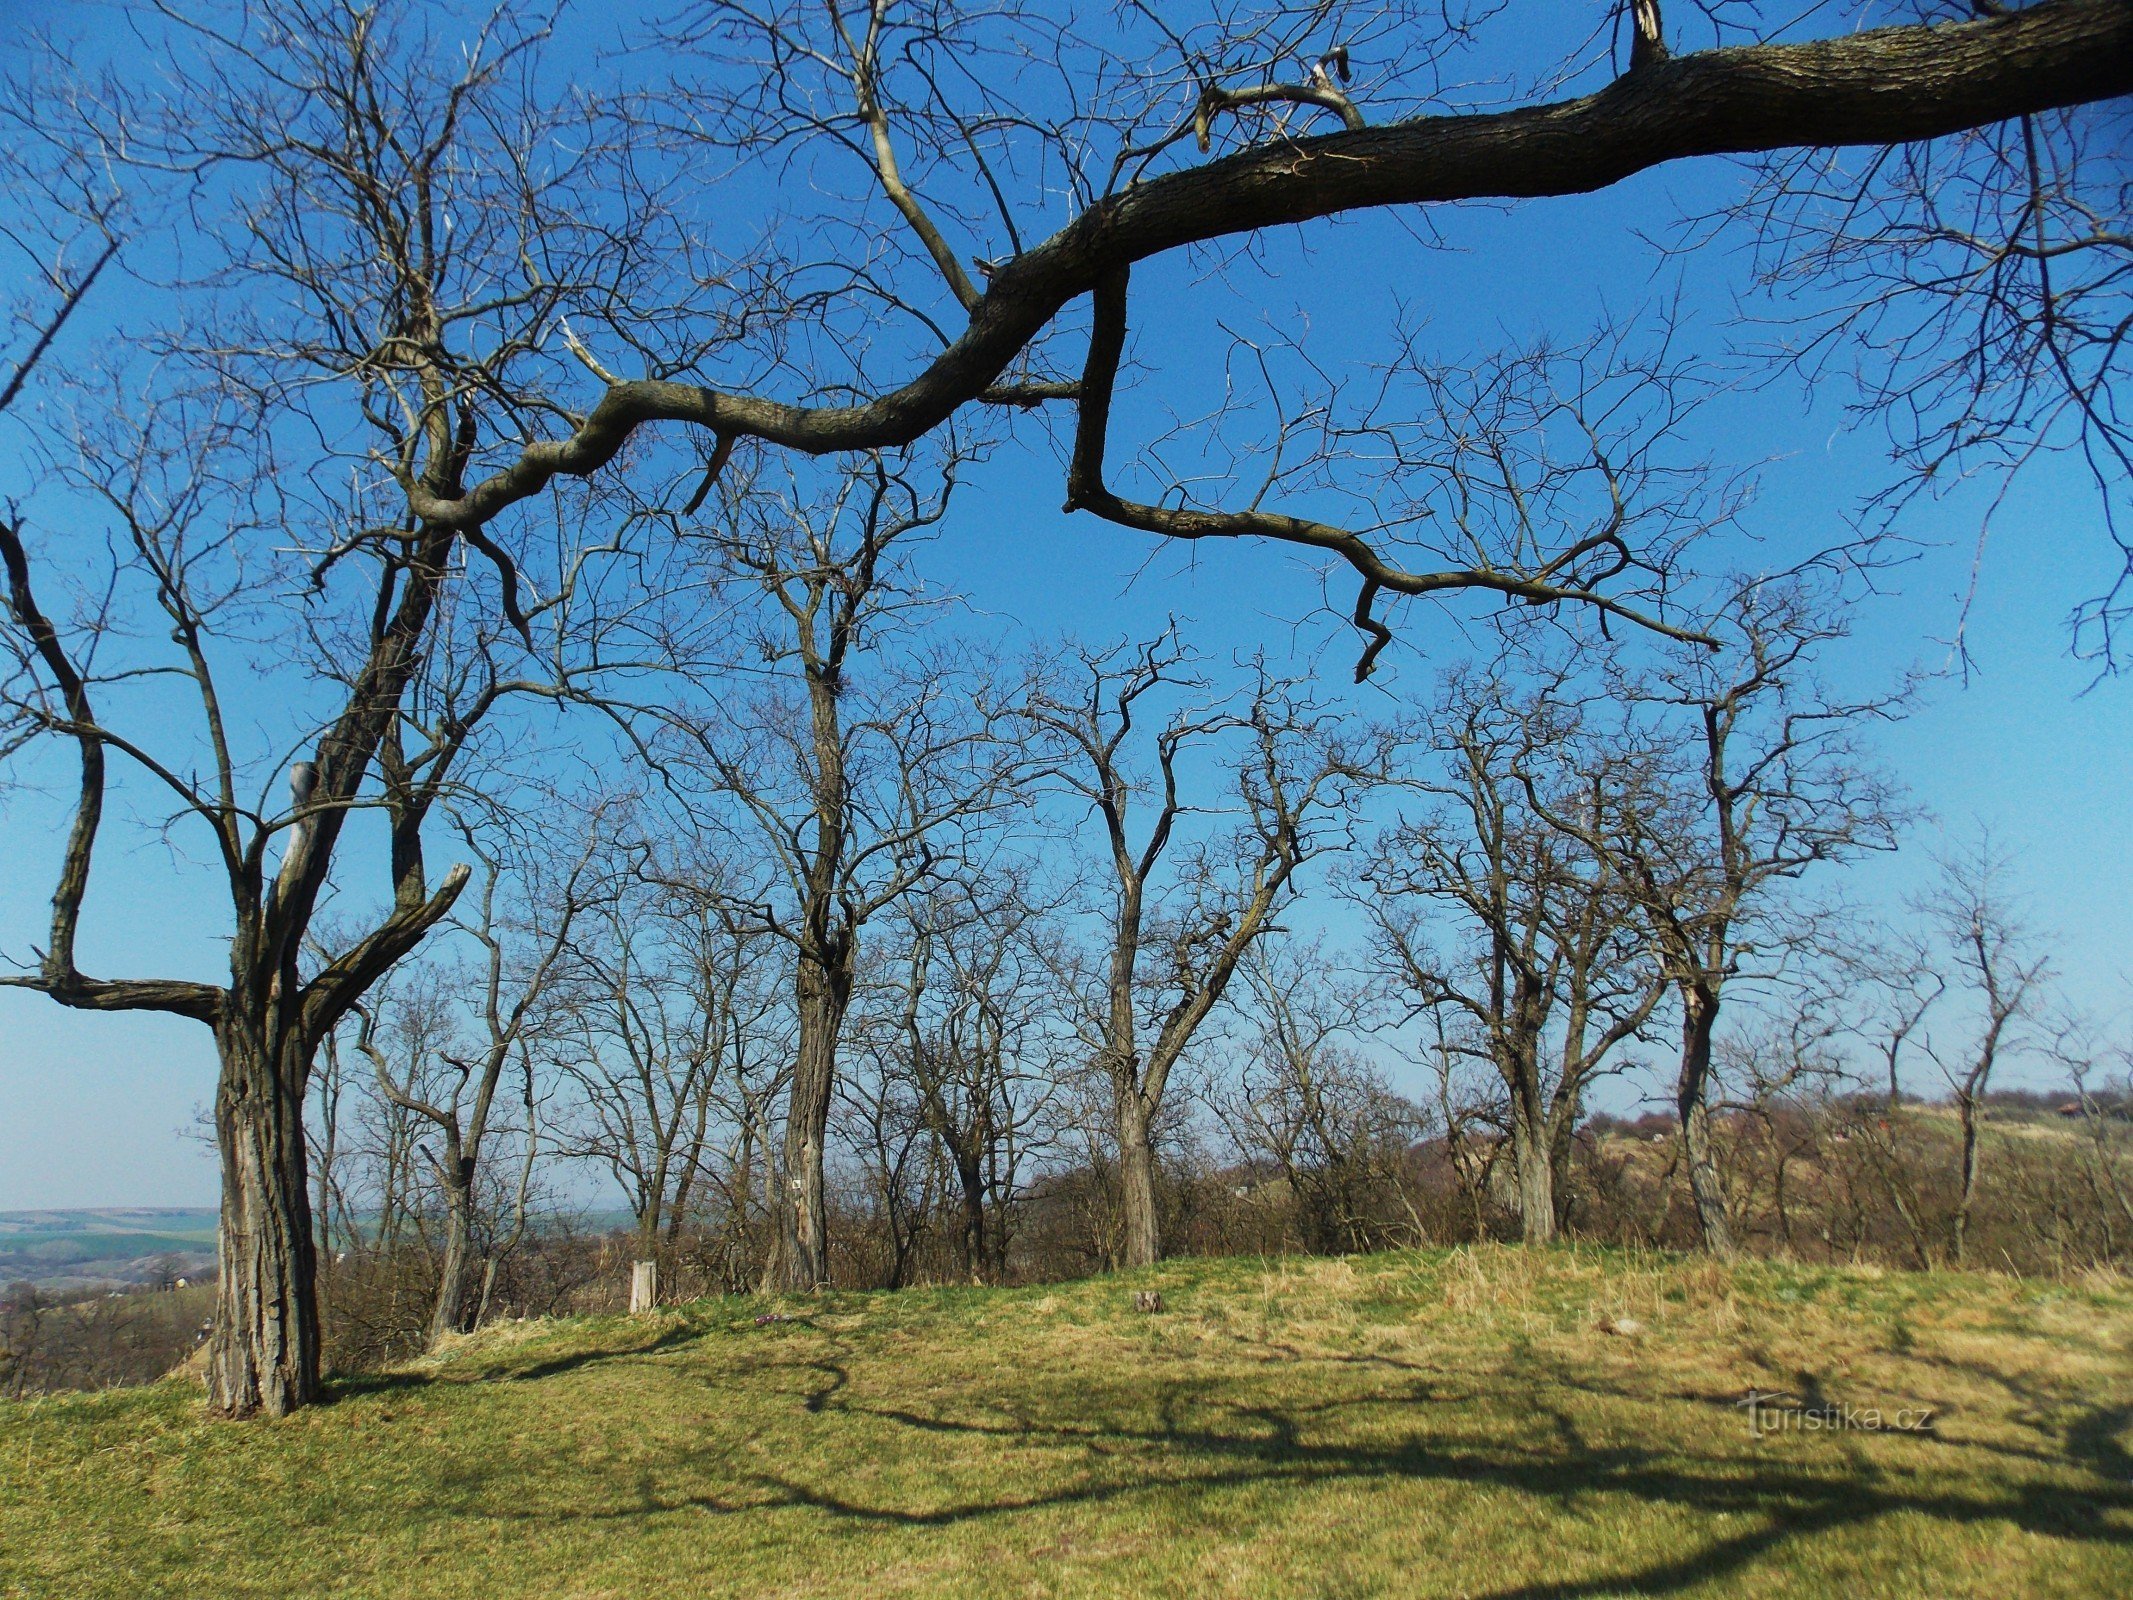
[3,1245,2129,1599]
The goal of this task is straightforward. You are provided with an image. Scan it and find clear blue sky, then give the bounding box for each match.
[2,2,2125,1209]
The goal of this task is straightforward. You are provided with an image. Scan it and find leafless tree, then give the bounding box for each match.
[869,874,1070,1282]
[832,1023,940,1288]
[5,0,2128,1412]
[1365,654,1665,1244]
[0,2,707,1414]
[552,853,782,1265]
[1210,940,1427,1254]
[351,0,2128,675]
[354,815,603,1348]
[1026,633,1377,1266]
[2061,1039,2133,1255]
[1708,977,1853,1253]
[661,447,1018,1291]
[1738,3,2131,661]
[1917,834,2052,1264]
[1547,575,1907,1256]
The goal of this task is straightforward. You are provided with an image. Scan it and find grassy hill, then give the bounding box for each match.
[2,1245,2129,1598]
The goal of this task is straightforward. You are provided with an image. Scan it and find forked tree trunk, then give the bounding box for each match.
[1676,988,1736,1259]
[1117,1089,1161,1269]
[767,955,847,1291]
[207,1016,320,1418]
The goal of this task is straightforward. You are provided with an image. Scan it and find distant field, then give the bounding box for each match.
[0,1210,218,1290]
[3,1245,2128,1598]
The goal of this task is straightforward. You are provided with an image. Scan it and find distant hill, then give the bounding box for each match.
[0,1209,218,1292]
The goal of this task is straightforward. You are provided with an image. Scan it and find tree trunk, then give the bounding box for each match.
[1676,989,1736,1259]
[955,1156,988,1283]
[1117,1088,1161,1269]
[427,1173,473,1349]
[767,954,845,1291]
[1548,1092,1585,1238]
[1509,1095,1558,1246]
[1952,1092,1981,1265]
[207,1016,321,1418]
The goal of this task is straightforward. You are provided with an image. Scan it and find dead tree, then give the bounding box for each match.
[1026,635,1375,1267]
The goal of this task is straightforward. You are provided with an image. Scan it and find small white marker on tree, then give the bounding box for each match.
[629,1260,657,1315]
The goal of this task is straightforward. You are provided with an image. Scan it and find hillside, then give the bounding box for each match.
[2,1246,2129,1598]
[0,1210,217,1293]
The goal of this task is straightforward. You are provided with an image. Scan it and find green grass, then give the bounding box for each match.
[4,1246,2130,1598]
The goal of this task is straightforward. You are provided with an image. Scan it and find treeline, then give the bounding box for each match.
[286,559,2133,1373]
[4,0,2126,1418]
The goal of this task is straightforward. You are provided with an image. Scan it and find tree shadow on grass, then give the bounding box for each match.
[742,1382,2124,1595]
[435,1346,2133,1596]
[325,1324,700,1399]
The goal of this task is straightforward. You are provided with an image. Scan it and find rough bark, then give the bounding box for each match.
[207,1015,320,1419]
[1116,1086,1161,1270]
[1509,1090,1559,1247]
[428,1166,475,1347]
[1676,988,1736,1259]
[768,952,849,1291]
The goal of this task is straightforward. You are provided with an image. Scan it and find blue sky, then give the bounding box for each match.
[2,2,2126,1209]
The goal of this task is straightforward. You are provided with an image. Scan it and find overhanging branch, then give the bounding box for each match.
[406,1,2133,531]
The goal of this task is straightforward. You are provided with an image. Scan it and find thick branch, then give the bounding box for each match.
[408,0,2133,529]
[302,862,474,1039]
[0,521,223,1024]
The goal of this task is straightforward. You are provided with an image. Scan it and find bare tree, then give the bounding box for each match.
[873,874,1069,1282]
[355,816,602,1348]
[1027,634,1375,1267]
[1365,655,1664,1244]
[0,3,701,1414]
[1740,6,2132,660]
[4,0,2128,1413]
[664,448,1016,1291]
[1547,575,1907,1256]
[1211,939,1426,1254]
[1918,835,2052,1264]
[365,0,2130,676]
[553,855,780,1264]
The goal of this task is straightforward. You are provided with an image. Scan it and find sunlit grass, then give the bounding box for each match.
[3,1245,2129,1598]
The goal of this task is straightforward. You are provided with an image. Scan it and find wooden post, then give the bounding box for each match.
[629,1260,657,1314]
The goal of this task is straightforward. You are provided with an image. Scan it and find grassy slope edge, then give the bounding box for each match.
[3,1245,2129,1599]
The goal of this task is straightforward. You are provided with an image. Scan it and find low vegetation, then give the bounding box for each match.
[4,1247,2128,1599]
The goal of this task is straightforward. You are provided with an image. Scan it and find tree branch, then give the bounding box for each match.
[405,1,2133,530]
